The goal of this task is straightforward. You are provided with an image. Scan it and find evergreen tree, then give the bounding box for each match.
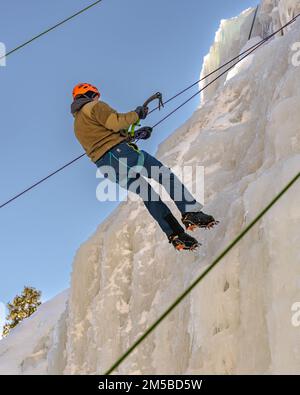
[2,286,41,337]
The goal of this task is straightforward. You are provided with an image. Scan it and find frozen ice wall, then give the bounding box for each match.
[258,0,300,37]
[200,8,255,103]
[0,0,299,375]
[61,0,300,374]
[200,0,300,103]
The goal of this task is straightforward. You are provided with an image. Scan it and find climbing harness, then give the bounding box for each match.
[108,146,145,177]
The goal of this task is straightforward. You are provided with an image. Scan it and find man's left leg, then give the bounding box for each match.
[141,150,219,231]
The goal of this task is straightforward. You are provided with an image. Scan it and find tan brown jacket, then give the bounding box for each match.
[73,100,139,162]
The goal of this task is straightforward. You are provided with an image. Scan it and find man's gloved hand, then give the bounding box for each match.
[134,126,153,140]
[135,106,149,120]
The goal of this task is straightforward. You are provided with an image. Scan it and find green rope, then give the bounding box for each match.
[1,1,103,60]
[104,171,300,375]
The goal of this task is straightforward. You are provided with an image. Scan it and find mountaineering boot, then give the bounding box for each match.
[168,232,200,251]
[164,212,200,251]
[182,211,219,231]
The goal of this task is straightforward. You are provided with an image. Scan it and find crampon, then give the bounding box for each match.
[169,232,200,251]
[182,211,219,232]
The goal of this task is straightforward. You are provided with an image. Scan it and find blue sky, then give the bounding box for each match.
[0,0,257,308]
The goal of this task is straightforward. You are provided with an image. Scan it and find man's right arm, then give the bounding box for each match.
[92,102,139,133]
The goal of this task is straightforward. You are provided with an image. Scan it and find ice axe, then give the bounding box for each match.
[126,92,164,139]
[142,91,164,111]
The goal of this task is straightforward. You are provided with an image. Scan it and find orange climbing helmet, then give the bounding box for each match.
[72,83,100,99]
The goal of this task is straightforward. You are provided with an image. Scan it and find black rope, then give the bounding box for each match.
[248,5,259,40]
[149,38,260,115]
[1,12,300,209]
[0,154,85,209]
[152,34,266,128]
[150,10,299,115]
[0,1,103,61]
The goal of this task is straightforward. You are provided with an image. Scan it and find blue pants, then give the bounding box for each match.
[95,142,202,237]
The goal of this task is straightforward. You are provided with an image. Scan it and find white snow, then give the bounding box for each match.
[0,0,300,375]
[0,291,68,374]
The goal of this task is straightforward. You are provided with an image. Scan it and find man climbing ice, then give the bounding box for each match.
[71,83,218,251]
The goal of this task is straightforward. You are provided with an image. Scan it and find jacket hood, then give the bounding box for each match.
[71,97,93,116]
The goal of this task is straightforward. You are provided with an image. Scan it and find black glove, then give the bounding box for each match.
[134,126,153,140]
[135,106,149,120]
